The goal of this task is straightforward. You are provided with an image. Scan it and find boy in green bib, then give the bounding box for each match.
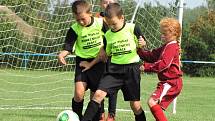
[95,1,119,121]
[58,1,108,120]
[80,3,146,121]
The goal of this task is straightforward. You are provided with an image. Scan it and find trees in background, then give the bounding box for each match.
[181,4,215,76]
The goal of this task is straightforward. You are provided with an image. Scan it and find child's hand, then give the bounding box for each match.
[139,64,145,73]
[58,51,69,65]
[79,61,92,72]
[58,56,67,65]
[138,36,146,48]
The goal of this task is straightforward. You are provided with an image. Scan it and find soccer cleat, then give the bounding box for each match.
[99,113,105,121]
[106,113,115,121]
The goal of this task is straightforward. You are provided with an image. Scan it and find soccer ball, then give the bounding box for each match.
[56,110,80,121]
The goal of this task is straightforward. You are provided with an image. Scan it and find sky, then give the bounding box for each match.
[142,0,207,8]
[56,0,207,9]
[184,0,207,8]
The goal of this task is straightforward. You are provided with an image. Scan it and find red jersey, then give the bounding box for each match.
[138,41,182,81]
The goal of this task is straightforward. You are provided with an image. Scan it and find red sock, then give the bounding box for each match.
[150,104,167,121]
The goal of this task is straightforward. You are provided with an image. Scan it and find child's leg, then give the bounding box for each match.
[90,92,105,121]
[130,101,146,121]
[82,90,107,121]
[149,79,183,121]
[92,100,105,121]
[106,91,118,121]
[148,97,167,121]
[148,82,169,121]
[72,98,84,119]
[72,82,87,119]
[108,91,118,115]
[99,100,105,121]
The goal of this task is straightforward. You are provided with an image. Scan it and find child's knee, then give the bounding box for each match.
[92,90,107,103]
[74,95,84,102]
[74,90,85,101]
[130,101,142,113]
[148,97,158,108]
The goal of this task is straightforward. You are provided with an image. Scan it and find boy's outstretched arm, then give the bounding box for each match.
[58,27,77,65]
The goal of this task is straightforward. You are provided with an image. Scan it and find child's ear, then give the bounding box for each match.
[88,11,93,16]
[120,15,125,20]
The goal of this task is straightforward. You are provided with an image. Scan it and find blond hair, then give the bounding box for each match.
[160,18,181,43]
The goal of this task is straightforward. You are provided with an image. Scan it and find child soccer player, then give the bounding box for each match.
[80,3,146,121]
[58,1,108,120]
[138,17,183,121]
[95,0,118,121]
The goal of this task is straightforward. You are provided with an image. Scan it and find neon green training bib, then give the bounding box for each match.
[71,17,104,58]
[105,23,140,64]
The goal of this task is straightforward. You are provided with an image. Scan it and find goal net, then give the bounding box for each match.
[0,0,182,120]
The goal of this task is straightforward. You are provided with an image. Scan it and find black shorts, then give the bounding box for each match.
[75,56,105,92]
[98,63,141,101]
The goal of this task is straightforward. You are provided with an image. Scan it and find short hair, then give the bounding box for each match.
[104,3,123,18]
[72,0,91,15]
[160,18,182,40]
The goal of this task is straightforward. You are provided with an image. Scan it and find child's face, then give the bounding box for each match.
[74,12,92,27]
[160,27,176,43]
[105,16,124,31]
[100,0,116,9]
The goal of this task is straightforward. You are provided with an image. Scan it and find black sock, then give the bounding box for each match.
[108,92,117,114]
[135,110,146,121]
[82,100,100,121]
[72,98,83,120]
[100,100,105,113]
[92,107,101,121]
[92,100,104,121]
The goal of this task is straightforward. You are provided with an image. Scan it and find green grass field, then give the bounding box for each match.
[0,69,214,121]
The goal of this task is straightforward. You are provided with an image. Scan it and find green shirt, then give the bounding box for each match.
[71,17,104,58]
[105,23,140,64]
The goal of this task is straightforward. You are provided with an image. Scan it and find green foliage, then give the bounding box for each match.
[207,0,215,11]
[183,7,207,24]
[182,11,215,77]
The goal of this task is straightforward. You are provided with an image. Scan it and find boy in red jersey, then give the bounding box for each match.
[138,17,183,121]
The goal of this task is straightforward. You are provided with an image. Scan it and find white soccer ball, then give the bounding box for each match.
[56,110,80,121]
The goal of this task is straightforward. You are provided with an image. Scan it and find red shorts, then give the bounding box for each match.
[150,78,183,109]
